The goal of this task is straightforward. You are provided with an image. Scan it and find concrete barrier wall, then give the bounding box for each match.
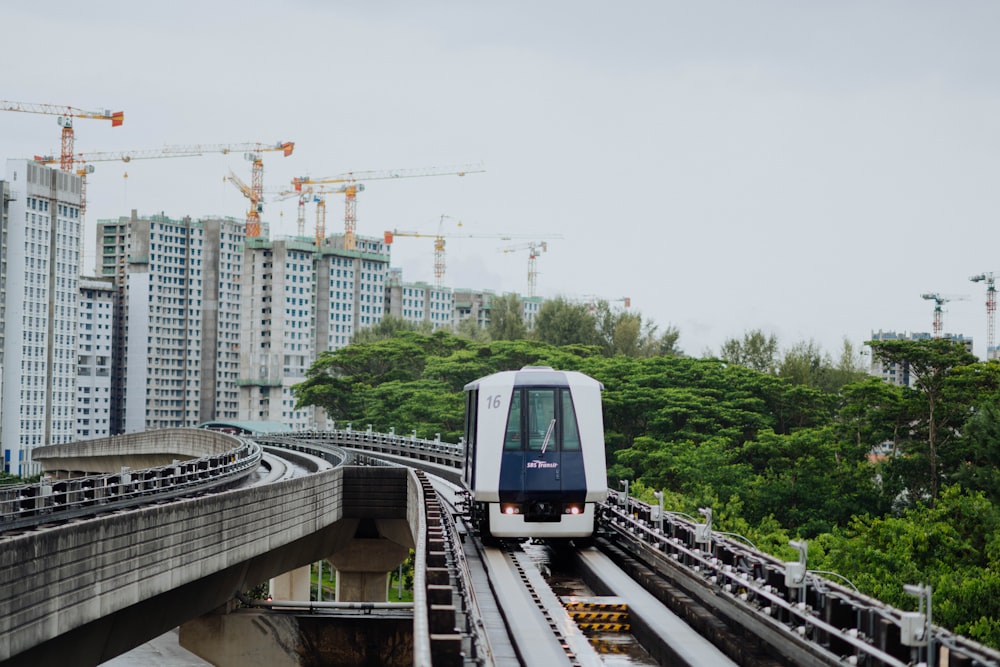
[32,428,241,474]
[0,466,347,664]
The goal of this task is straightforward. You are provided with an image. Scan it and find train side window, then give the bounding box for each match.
[504,391,522,450]
[527,389,557,451]
[561,389,581,451]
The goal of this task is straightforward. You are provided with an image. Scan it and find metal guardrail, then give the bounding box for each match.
[601,491,1000,667]
[290,428,463,467]
[0,439,262,532]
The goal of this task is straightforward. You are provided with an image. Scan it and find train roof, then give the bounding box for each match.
[463,366,603,391]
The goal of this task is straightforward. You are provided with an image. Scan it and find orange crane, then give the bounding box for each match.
[1,100,123,170]
[921,292,966,338]
[292,163,484,251]
[970,272,997,356]
[500,241,548,297]
[385,215,559,287]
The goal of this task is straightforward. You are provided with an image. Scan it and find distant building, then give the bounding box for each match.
[1,160,83,476]
[452,288,543,332]
[239,233,390,428]
[76,277,116,440]
[385,269,455,331]
[869,330,974,387]
[97,212,244,433]
[453,288,495,330]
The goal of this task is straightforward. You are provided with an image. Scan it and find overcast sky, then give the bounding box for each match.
[4,1,1000,359]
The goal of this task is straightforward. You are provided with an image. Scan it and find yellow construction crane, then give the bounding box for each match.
[1,100,123,170]
[385,215,560,287]
[275,184,360,247]
[292,163,485,251]
[200,141,294,238]
[500,241,548,297]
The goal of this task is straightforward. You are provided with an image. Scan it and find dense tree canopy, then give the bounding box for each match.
[293,332,1000,647]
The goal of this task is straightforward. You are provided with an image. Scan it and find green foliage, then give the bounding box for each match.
[351,315,433,344]
[453,316,491,343]
[487,293,528,341]
[867,337,979,500]
[290,331,1000,648]
[951,401,1000,504]
[533,297,601,347]
[810,486,1000,638]
[720,329,780,374]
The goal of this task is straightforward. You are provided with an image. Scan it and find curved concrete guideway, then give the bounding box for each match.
[0,465,423,667]
[31,428,242,477]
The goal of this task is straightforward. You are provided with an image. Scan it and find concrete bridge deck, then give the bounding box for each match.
[1,450,420,666]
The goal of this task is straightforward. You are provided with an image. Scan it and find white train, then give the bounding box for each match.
[461,366,608,541]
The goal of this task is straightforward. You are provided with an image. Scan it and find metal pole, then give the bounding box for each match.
[397,563,403,600]
[317,560,322,602]
[654,491,664,533]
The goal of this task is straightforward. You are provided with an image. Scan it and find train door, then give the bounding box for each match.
[462,388,478,489]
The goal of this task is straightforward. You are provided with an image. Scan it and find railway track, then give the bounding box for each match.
[428,474,733,666]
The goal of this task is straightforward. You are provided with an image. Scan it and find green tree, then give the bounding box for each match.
[868,338,978,500]
[351,315,432,344]
[952,401,1000,504]
[532,297,600,347]
[720,329,779,374]
[591,300,683,358]
[810,486,1000,645]
[454,316,491,343]
[486,293,527,341]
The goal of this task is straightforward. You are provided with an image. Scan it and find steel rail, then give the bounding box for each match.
[600,491,1000,667]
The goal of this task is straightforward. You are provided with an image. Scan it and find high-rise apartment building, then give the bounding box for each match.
[76,277,115,440]
[240,233,390,427]
[97,212,244,433]
[1,160,82,476]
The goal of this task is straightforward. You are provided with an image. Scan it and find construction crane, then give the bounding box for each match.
[34,146,206,216]
[921,292,966,338]
[581,295,631,312]
[292,163,485,251]
[500,241,548,297]
[970,272,997,356]
[385,215,560,287]
[203,141,294,238]
[275,184,361,246]
[1,100,124,171]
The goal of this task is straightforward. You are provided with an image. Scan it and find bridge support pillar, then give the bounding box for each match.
[269,565,311,601]
[330,537,410,602]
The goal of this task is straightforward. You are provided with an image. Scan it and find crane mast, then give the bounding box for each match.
[501,241,548,297]
[970,272,997,357]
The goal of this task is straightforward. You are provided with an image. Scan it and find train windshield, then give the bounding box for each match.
[503,388,581,452]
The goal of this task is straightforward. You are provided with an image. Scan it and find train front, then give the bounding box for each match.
[464,367,608,539]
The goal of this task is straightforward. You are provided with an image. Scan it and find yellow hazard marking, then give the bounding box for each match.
[577,622,631,633]
[568,611,629,622]
[588,638,630,654]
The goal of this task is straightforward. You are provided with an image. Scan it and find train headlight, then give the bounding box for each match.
[502,504,520,515]
[565,504,582,515]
